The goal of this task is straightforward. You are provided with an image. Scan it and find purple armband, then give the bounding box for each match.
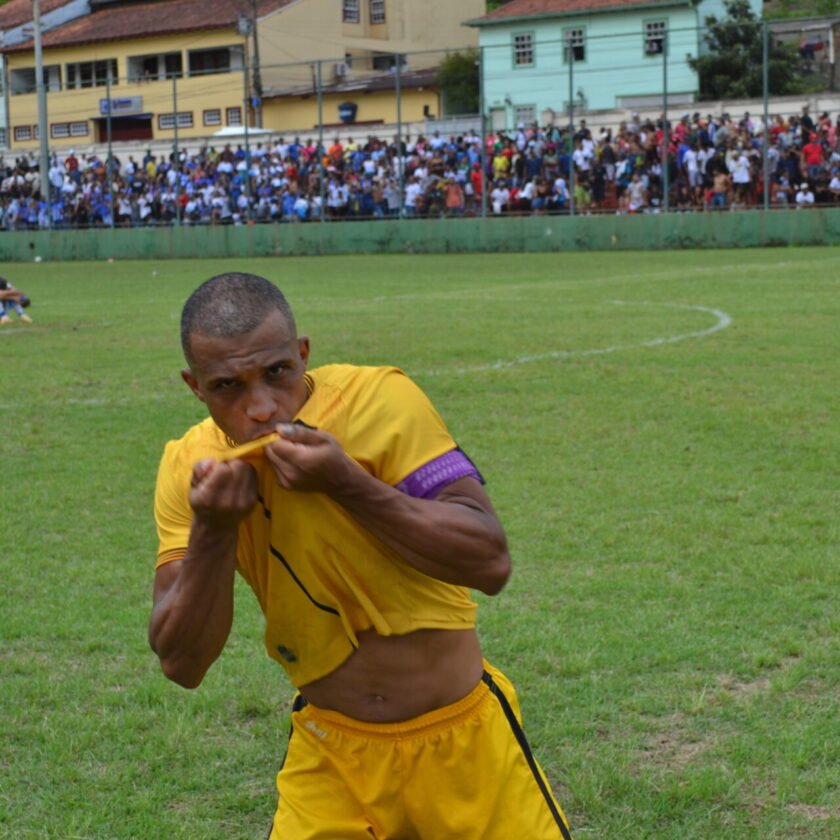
[395,448,485,500]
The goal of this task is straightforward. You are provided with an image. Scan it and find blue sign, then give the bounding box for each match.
[99,97,143,116]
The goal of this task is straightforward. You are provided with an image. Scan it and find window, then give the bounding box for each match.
[14,125,32,142]
[188,47,243,77]
[226,106,242,126]
[203,109,222,126]
[372,53,406,71]
[514,105,536,126]
[10,65,61,95]
[644,21,667,55]
[0,128,7,147]
[563,28,585,63]
[158,112,194,130]
[53,121,90,138]
[343,0,360,23]
[513,33,534,67]
[127,52,183,81]
[66,59,118,89]
[370,0,385,24]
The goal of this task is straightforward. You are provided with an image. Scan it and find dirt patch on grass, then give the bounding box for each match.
[787,803,839,821]
[717,674,771,695]
[635,712,715,771]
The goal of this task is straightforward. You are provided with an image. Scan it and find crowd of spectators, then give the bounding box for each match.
[1,103,839,228]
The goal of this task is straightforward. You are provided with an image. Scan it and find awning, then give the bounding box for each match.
[91,113,154,120]
[213,125,274,138]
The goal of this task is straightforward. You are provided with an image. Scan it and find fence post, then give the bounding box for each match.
[479,45,487,219]
[396,54,404,219]
[33,0,51,227]
[317,60,325,223]
[106,72,114,229]
[172,71,181,226]
[568,38,575,217]
[662,28,669,213]
[242,63,251,221]
[763,20,770,211]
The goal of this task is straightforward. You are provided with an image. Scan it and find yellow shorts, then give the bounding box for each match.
[270,662,573,840]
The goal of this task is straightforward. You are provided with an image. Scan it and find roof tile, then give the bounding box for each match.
[0,0,78,30]
[3,0,294,51]
[472,0,684,24]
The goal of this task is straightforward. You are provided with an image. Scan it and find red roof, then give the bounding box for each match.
[0,0,78,30]
[3,0,294,52]
[470,0,686,24]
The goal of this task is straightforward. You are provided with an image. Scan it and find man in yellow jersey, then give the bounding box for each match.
[149,273,573,839]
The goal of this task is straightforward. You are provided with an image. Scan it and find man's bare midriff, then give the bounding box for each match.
[298,628,484,723]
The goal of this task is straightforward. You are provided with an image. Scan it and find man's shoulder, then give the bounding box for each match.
[309,363,404,394]
[161,417,227,464]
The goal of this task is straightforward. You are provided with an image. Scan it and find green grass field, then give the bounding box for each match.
[1,249,839,839]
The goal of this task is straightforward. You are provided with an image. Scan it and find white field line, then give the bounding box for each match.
[0,302,732,409]
[298,258,826,308]
[416,301,733,377]
[0,390,177,410]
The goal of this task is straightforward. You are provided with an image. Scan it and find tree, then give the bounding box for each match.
[689,0,809,100]
[437,49,480,116]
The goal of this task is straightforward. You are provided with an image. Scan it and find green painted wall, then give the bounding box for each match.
[1,210,838,263]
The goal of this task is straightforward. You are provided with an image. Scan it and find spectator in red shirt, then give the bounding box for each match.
[470,162,483,201]
[801,133,825,182]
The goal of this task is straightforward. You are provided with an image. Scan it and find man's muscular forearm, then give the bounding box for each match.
[149,519,238,689]
[330,466,511,595]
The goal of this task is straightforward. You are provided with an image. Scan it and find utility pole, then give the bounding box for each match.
[33,0,51,223]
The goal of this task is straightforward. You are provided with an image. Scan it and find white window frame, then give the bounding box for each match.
[226,107,242,126]
[158,111,194,130]
[14,125,32,142]
[203,108,222,126]
[644,20,667,56]
[343,0,360,23]
[513,32,534,67]
[514,105,536,126]
[65,59,118,90]
[563,28,585,63]
[370,0,385,24]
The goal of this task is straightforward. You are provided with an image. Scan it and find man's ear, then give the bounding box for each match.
[298,336,311,369]
[181,368,206,403]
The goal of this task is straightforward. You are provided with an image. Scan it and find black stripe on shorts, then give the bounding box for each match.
[482,670,573,840]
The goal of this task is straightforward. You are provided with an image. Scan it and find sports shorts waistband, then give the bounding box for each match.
[293,662,500,740]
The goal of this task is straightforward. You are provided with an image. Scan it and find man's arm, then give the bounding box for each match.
[264,424,511,596]
[149,458,257,688]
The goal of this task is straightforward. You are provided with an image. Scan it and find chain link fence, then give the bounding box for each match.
[1,14,838,229]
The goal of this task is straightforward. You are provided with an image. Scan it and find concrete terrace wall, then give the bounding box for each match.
[1,210,839,262]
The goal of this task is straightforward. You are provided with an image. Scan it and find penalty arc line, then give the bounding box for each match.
[417,301,733,377]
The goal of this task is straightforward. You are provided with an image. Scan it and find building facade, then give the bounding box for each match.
[467,0,764,129]
[1,0,484,151]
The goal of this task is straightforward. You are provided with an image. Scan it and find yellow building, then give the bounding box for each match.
[1,0,483,150]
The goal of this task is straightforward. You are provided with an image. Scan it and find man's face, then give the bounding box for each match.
[182,309,310,445]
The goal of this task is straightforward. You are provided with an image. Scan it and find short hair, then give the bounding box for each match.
[180,272,296,364]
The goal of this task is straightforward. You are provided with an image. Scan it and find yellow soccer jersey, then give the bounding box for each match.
[154,365,482,687]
